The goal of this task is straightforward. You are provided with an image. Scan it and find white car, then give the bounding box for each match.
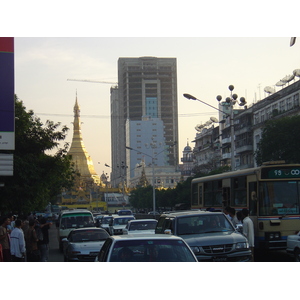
[62,227,109,261]
[109,215,135,235]
[286,231,300,261]
[96,234,198,262]
[123,219,157,235]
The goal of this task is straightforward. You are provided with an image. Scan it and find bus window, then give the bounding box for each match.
[192,183,199,206]
[232,177,247,207]
[259,181,300,216]
[204,180,222,207]
[248,182,257,216]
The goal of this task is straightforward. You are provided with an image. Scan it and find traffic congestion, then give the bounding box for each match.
[40,208,295,262]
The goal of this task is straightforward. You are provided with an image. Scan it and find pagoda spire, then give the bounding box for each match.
[68,93,101,186]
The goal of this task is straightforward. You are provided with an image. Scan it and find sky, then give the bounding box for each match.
[13,37,300,177]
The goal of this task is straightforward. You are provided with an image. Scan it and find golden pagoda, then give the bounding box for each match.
[60,94,107,211]
[68,94,101,186]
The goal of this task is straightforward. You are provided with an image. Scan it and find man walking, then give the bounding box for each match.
[241,208,255,261]
[10,219,26,262]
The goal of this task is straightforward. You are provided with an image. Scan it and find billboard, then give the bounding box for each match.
[0,37,15,150]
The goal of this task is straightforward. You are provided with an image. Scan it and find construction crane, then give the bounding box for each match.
[67,78,118,85]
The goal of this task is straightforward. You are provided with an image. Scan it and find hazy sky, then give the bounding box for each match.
[14,37,300,176]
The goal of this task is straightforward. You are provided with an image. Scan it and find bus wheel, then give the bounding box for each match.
[294,248,300,262]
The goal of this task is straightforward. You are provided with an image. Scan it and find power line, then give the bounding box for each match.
[35,112,217,118]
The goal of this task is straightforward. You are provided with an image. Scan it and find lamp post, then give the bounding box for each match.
[184,85,246,171]
[105,162,127,206]
[126,140,176,218]
[216,85,246,171]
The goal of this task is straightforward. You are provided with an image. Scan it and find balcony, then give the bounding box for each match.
[222,153,232,159]
[222,137,231,144]
[235,144,253,154]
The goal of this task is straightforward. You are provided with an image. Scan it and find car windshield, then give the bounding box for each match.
[102,217,112,224]
[113,217,133,225]
[177,214,234,235]
[71,230,109,242]
[129,221,157,231]
[110,239,196,262]
[61,214,94,229]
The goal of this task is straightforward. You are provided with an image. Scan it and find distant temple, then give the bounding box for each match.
[68,95,101,186]
[60,95,106,210]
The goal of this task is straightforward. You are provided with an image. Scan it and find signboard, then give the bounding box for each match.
[0,37,15,150]
[261,166,300,179]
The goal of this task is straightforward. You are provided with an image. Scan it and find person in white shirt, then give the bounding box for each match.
[10,219,26,262]
[241,208,255,261]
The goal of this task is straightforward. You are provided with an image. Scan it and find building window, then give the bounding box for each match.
[294,93,299,107]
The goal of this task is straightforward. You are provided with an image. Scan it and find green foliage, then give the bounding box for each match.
[129,166,230,211]
[255,115,300,165]
[0,96,76,214]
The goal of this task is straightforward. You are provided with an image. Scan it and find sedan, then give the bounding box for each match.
[62,227,109,262]
[96,234,198,262]
[123,219,158,235]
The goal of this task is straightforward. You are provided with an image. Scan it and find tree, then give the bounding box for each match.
[0,96,76,214]
[255,115,300,165]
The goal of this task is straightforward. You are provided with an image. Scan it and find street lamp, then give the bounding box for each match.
[184,85,246,171]
[216,85,246,171]
[126,140,176,218]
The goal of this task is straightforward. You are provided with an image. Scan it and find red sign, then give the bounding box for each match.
[0,37,14,52]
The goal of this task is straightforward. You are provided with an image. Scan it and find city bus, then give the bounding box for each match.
[191,161,300,250]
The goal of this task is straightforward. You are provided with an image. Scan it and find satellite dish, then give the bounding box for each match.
[276,80,285,87]
[264,86,275,94]
[293,69,300,77]
[210,117,218,123]
[205,120,212,126]
[281,74,295,83]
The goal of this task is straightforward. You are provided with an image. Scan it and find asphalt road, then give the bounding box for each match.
[47,224,295,262]
[48,223,64,262]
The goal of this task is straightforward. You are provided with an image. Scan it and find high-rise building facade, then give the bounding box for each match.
[111,57,179,187]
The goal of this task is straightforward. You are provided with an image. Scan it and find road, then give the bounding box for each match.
[48,223,64,262]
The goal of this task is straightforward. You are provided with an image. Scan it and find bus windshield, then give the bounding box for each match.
[259,181,300,216]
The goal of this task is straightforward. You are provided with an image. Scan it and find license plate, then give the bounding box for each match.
[213,257,227,262]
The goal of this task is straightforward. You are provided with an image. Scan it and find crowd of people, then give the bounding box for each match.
[0,213,52,262]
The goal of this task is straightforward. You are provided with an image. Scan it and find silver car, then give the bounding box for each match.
[62,227,109,262]
[123,219,158,235]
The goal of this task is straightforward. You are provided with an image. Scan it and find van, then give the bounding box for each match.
[56,209,95,251]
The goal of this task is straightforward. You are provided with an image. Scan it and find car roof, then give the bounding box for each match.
[113,215,135,219]
[61,209,92,215]
[70,227,106,233]
[128,219,157,223]
[108,234,185,241]
[160,210,224,217]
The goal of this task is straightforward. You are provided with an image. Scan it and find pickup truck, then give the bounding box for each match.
[286,232,300,261]
[155,210,252,262]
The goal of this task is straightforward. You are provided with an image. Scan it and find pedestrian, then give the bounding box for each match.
[223,206,232,220]
[241,208,255,261]
[38,217,52,262]
[228,207,240,227]
[7,214,16,233]
[0,216,12,262]
[25,220,40,262]
[10,219,26,262]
